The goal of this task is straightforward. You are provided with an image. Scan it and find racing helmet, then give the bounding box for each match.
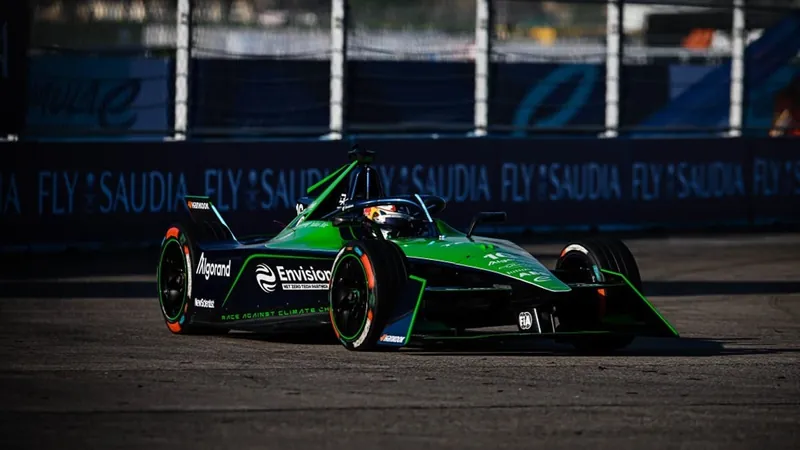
[363,205,415,239]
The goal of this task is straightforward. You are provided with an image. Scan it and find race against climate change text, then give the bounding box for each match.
[7,159,800,218]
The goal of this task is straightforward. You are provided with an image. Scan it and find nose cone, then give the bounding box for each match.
[398,239,572,292]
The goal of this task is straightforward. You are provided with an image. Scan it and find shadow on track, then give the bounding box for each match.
[644,281,800,297]
[202,331,800,358]
[223,328,341,346]
[403,337,800,358]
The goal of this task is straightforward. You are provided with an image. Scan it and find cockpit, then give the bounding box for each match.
[294,145,446,240]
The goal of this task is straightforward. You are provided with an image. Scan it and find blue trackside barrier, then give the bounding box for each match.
[1,137,798,253]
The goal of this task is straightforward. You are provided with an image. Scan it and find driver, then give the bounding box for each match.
[363,205,416,239]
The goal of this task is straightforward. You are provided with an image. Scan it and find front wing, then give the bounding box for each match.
[374,269,679,349]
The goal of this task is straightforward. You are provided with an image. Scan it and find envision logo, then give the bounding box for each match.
[278,266,332,283]
[255,263,332,293]
[196,253,231,280]
[255,264,277,293]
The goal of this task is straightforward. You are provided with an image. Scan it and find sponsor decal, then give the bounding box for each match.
[518,311,533,331]
[194,298,215,308]
[483,252,551,282]
[380,334,405,344]
[255,263,277,293]
[188,200,210,210]
[185,246,193,298]
[255,263,332,293]
[561,244,589,255]
[221,306,330,321]
[353,310,372,348]
[196,252,231,280]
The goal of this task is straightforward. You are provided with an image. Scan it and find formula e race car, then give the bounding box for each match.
[157,146,679,352]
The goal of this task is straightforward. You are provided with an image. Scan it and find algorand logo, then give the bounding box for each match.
[255,264,277,293]
[196,253,231,280]
[255,263,332,293]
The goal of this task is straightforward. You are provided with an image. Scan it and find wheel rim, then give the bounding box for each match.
[558,252,597,283]
[330,254,369,341]
[558,250,607,324]
[158,239,187,321]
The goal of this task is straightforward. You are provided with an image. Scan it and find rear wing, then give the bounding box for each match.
[184,195,237,242]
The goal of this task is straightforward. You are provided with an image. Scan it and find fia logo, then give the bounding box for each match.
[518,311,534,331]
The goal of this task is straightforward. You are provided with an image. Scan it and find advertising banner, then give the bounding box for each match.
[1,138,798,251]
[25,55,171,140]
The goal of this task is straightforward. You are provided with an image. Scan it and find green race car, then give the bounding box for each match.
[157,146,679,352]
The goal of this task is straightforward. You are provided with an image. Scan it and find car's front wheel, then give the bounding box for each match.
[328,239,407,351]
[553,238,640,353]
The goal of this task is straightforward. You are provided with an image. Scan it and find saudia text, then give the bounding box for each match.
[18,160,800,216]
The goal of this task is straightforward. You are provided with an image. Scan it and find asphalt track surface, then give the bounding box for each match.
[1,234,799,450]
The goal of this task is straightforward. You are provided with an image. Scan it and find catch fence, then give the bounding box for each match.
[20,0,800,140]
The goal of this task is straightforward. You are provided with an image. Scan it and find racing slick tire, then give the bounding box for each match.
[554,238,641,353]
[157,223,229,335]
[328,240,408,351]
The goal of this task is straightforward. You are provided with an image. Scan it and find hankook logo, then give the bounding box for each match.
[188,200,210,210]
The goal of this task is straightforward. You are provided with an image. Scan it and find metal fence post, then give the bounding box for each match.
[328,0,347,140]
[728,0,745,137]
[473,0,491,137]
[604,0,621,138]
[174,0,192,141]
[1,20,16,141]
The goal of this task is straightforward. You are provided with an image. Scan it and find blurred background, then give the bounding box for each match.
[17,0,800,140]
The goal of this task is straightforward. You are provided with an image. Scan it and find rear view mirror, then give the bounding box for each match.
[466,211,507,238]
[332,217,362,228]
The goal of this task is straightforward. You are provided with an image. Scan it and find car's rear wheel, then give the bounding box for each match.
[554,238,640,353]
[328,240,407,351]
[157,223,228,335]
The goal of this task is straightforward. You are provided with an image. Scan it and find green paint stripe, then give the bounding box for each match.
[307,163,349,194]
[301,161,358,219]
[404,275,427,344]
[600,268,680,337]
[220,253,331,308]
